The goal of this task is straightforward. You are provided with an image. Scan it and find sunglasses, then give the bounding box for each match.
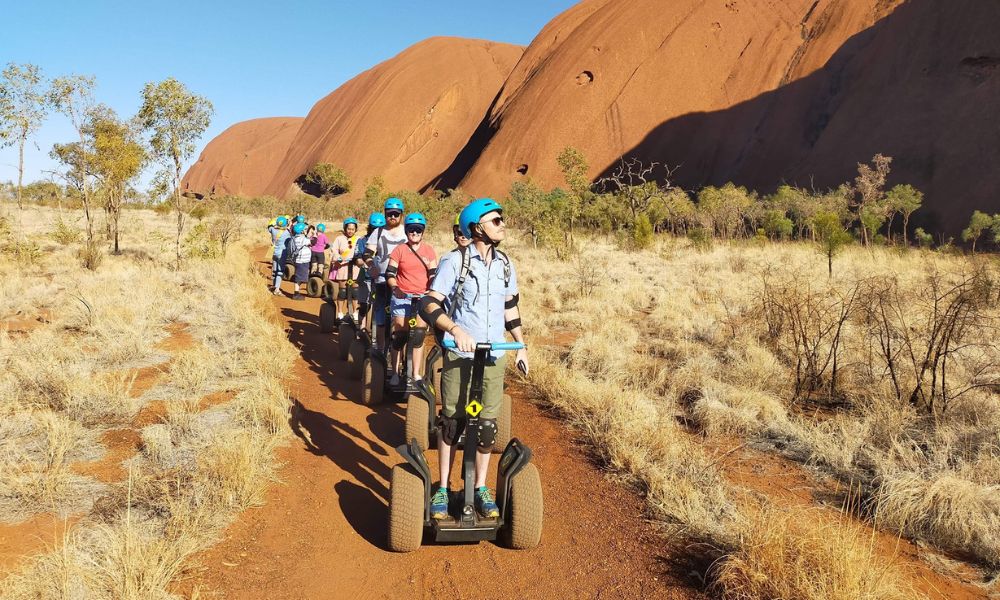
[385,211,402,218]
[479,215,504,227]
[405,226,425,235]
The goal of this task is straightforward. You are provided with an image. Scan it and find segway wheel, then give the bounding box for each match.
[347,339,365,380]
[337,322,353,361]
[319,302,336,334]
[362,357,384,406]
[494,393,512,454]
[405,394,430,451]
[323,281,337,301]
[284,263,295,280]
[501,463,543,550]
[430,353,443,403]
[388,464,424,552]
[307,276,324,298]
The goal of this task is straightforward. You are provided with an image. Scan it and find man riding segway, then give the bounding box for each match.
[386,198,539,552]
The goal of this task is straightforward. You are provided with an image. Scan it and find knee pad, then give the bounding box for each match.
[348,286,358,300]
[391,330,407,350]
[409,327,427,347]
[476,418,497,450]
[338,286,348,300]
[437,415,464,445]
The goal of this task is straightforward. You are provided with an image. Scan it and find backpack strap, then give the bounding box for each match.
[494,248,512,288]
[446,246,472,318]
[405,243,432,278]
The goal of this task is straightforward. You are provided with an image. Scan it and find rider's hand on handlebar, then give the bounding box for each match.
[515,348,529,376]
[451,326,477,353]
[391,286,406,299]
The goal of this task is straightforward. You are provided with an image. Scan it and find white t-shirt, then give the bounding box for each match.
[370,225,406,282]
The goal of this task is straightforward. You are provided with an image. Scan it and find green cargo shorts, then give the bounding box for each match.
[440,350,507,420]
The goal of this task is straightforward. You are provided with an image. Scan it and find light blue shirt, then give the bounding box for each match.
[431,245,518,359]
[270,227,290,258]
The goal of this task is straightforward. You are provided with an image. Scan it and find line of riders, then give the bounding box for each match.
[267,198,541,551]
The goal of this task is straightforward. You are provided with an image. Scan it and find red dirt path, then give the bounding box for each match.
[182,264,698,599]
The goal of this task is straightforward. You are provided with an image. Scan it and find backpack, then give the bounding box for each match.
[445,245,511,319]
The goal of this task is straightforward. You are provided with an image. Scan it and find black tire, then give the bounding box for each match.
[494,393,512,454]
[319,302,335,334]
[388,464,425,552]
[347,339,365,380]
[362,357,384,406]
[307,276,324,298]
[501,463,543,550]
[323,281,337,300]
[405,395,430,451]
[337,322,353,361]
[284,263,295,280]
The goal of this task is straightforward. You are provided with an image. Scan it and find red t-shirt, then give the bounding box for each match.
[389,242,437,294]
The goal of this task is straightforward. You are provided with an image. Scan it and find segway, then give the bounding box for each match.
[363,293,429,406]
[407,344,511,454]
[388,341,541,552]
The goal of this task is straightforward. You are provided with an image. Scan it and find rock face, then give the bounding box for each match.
[262,37,523,198]
[182,117,302,198]
[458,0,1000,234]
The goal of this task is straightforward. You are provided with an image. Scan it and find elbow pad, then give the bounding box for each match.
[504,294,519,310]
[505,317,522,332]
[419,295,445,324]
[384,265,398,279]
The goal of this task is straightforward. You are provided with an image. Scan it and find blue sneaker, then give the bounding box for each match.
[475,486,499,518]
[430,487,449,520]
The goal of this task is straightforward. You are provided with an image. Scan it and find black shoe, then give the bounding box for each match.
[333,317,342,326]
[292,293,304,301]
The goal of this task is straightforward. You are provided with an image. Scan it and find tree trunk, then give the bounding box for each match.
[17,136,25,210]
[828,250,833,278]
[886,214,896,245]
[174,161,184,269]
[79,131,94,243]
[902,214,910,246]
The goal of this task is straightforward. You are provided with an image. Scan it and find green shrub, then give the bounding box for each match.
[183,222,221,259]
[302,163,352,197]
[687,226,713,251]
[617,214,654,251]
[52,219,82,244]
[77,241,104,270]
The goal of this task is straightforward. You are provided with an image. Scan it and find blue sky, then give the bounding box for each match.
[1,0,575,188]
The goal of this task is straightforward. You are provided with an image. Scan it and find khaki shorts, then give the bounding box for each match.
[440,351,507,420]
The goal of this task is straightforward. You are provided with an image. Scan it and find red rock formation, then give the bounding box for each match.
[182,117,302,198]
[458,0,1000,234]
[263,37,523,198]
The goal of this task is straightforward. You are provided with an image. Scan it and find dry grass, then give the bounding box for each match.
[0,206,295,598]
[504,230,998,590]
[712,505,914,600]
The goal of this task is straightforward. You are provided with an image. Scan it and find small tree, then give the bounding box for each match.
[0,63,50,211]
[304,162,352,197]
[761,209,794,240]
[138,77,213,268]
[851,154,892,246]
[556,146,590,241]
[87,107,146,254]
[913,227,934,249]
[813,211,852,277]
[885,184,922,246]
[961,210,993,254]
[49,74,97,242]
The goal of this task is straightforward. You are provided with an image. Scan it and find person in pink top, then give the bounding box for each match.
[329,218,360,323]
[384,213,437,387]
[309,224,329,277]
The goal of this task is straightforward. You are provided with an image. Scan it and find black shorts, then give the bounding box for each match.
[311,251,326,265]
[294,263,310,283]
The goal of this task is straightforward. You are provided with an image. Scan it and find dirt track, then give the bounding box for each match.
[184,260,697,599]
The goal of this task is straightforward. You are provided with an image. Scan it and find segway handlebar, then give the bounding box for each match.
[442,340,525,351]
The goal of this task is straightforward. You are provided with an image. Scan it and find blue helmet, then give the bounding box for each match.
[343,217,359,230]
[292,222,306,234]
[316,223,326,233]
[295,214,305,224]
[276,216,288,228]
[404,213,427,228]
[384,197,404,212]
[368,212,386,228]
[459,198,503,238]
